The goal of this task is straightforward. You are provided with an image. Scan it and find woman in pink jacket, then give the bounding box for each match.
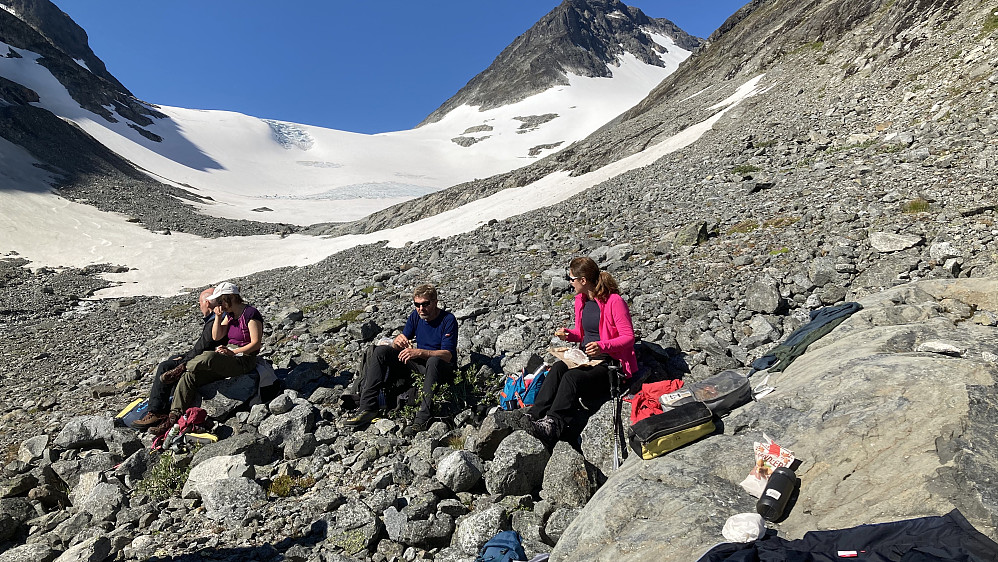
[529,257,637,444]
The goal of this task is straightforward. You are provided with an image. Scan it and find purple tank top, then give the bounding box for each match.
[228,305,263,349]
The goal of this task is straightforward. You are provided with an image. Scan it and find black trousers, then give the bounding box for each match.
[531,360,611,428]
[148,355,183,414]
[359,344,453,423]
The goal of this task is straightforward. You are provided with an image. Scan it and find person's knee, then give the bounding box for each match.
[372,344,394,360]
[178,370,199,388]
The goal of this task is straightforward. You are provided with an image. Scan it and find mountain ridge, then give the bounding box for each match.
[418,0,703,126]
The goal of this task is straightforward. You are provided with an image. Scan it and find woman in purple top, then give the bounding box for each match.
[528,257,637,444]
[150,281,264,435]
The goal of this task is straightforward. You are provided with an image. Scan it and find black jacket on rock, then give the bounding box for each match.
[698,510,998,562]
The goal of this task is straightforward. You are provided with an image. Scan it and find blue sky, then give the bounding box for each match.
[56,1,747,134]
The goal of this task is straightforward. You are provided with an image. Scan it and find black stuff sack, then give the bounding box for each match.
[629,401,715,460]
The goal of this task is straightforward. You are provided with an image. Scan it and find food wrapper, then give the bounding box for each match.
[548,346,603,369]
[739,434,795,498]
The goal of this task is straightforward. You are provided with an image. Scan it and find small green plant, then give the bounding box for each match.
[335,309,363,324]
[769,247,790,255]
[3,443,18,464]
[825,139,878,154]
[902,198,931,214]
[160,303,190,320]
[726,220,760,235]
[268,474,316,498]
[763,216,801,229]
[446,435,466,450]
[135,452,190,500]
[302,298,336,314]
[876,143,904,154]
[731,164,761,175]
[980,8,998,38]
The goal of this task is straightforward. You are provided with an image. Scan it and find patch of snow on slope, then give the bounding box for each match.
[0,36,692,226]
[263,182,436,200]
[0,75,767,298]
[0,3,19,17]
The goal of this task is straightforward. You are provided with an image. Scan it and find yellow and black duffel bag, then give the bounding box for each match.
[628,401,715,460]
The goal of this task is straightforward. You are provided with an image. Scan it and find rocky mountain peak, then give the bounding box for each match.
[1,0,124,92]
[418,0,703,126]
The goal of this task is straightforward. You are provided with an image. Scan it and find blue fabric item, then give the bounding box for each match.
[402,309,459,365]
[476,530,527,562]
[500,367,548,410]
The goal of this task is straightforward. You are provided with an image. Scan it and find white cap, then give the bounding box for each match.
[207,281,239,303]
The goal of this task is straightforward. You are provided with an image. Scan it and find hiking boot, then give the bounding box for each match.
[148,411,180,436]
[402,420,428,439]
[160,362,187,385]
[131,411,167,431]
[344,410,379,429]
[531,416,562,446]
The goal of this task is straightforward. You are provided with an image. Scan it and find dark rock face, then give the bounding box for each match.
[418,0,704,126]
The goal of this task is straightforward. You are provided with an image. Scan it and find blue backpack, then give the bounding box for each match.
[499,365,547,410]
[475,530,526,562]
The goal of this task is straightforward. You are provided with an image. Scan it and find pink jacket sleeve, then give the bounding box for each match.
[597,294,635,356]
[564,294,584,343]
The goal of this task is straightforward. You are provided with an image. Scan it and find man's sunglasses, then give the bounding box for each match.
[413,300,433,309]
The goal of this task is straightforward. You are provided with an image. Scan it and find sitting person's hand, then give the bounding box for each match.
[393,333,411,350]
[398,347,422,363]
[554,327,569,340]
[215,345,235,357]
[584,341,601,357]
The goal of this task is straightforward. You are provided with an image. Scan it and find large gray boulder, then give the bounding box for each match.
[257,403,317,449]
[382,507,455,549]
[54,416,113,450]
[322,501,384,556]
[484,431,550,496]
[182,454,254,499]
[541,441,598,507]
[0,543,58,562]
[198,372,259,418]
[78,481,127,522]
[200,477,266,522]
[191,431,274,467]
[869,232,923,253]
[578,400,625,483]
[53,535,111,562]
[551,279,998,561]
[745,277,782,313]
[453,505,509,556]
[436,450,484,493]
[18,435,49,463]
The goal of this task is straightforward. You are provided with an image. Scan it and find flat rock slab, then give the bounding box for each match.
[552,278,998,562]
[869,232,923,253]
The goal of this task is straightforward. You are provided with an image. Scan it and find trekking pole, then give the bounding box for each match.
[609,362,624,470]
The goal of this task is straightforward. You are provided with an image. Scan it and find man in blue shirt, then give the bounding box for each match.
[346,284,458,432]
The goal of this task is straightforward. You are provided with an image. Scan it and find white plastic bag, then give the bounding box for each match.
[721,512,765,543]
[563,347,590,365]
